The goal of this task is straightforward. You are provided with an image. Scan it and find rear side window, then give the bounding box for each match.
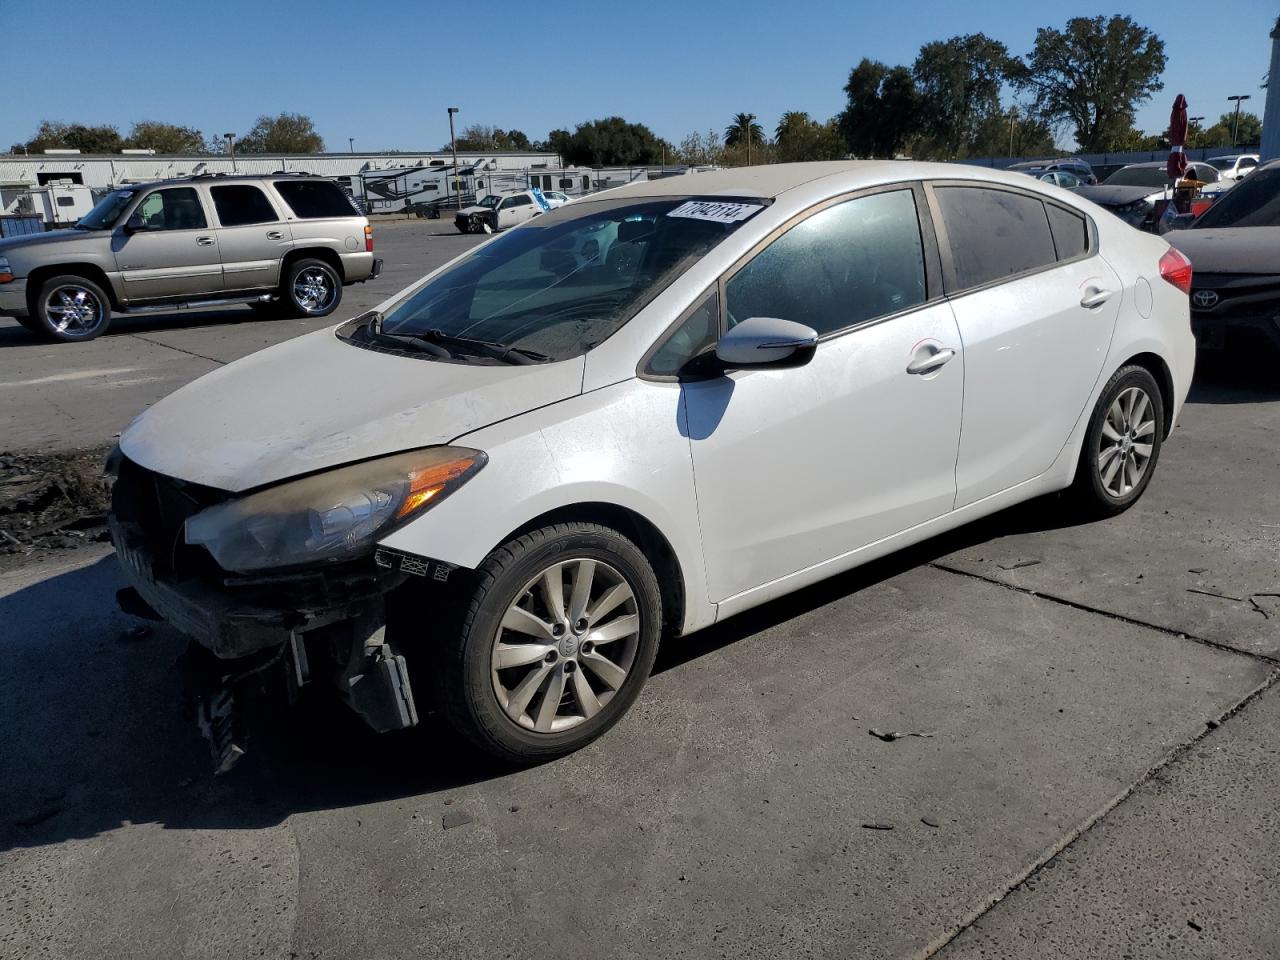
[273,180,358,218]
[935,186,1056,291]
[725,189,926,337]
[1046,204,1089,261]
[211,185,278,226]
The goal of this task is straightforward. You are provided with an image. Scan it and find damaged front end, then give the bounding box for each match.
[109,454,457,773]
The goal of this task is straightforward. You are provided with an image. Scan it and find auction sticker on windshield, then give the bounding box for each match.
[667,200,763,224]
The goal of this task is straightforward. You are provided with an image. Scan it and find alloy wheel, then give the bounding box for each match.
[44,284,105,337]
[1097,386,1156,498]
[491,558,640,734]
[292,267,336,313]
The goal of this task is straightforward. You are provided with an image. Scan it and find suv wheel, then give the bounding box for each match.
[33,275,112,342]
[279,259,342,319]
[432,522,662,764]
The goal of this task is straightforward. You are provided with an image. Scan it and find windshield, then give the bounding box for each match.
[1193,165,1280,228]
[78,189,135,229]
[1102,167,1169,187]
[477,195,501,209]
[369,196,763,362]
[1206,158,1237,171]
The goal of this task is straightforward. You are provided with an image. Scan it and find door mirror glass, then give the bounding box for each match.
[715,316,818,369]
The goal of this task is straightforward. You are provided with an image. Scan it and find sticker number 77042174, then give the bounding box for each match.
[666,200,764,224]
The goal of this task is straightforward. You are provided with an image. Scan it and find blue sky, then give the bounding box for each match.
[7,0,1277,152]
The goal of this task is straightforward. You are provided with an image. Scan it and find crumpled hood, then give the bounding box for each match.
[456,205,489,216]
[1076,185,1159,207]
[120,327,585,492]
[1169,227,1280,275]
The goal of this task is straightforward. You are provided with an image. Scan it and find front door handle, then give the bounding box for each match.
[196,236,216,246]
[266,230,285,240]
[1080,288,1115,309]
[906,347,956,375]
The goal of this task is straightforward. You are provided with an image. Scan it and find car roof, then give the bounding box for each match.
[115,173,332,191]
[593,160,1048,202]
[1208,153,1258,161]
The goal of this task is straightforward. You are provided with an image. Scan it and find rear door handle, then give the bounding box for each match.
[196,236,216,246]
[906,347,956,375]
[1080,288,1115,308]
[266,230,285,240]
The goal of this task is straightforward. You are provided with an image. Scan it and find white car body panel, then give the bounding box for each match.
[117,161,1196,643]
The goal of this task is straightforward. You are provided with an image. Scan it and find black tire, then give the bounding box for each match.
[32,274,112,342]
[278,258,342,319]
[1069,364,1165,518]
[432,522,662,764]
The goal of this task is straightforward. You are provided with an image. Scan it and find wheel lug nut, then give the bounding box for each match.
[564,661,576,674]
[544,650,557,663]
[581,641,593,655]
[575,618,588,632]
[552,623,566,636]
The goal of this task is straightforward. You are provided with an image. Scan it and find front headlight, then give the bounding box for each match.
[184,447,485,573]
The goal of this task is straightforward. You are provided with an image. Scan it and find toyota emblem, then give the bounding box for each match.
[1192,290,1219,309]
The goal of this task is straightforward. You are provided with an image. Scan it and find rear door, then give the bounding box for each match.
[113,186,223,300]
[209,183,293,291]
[929,183,1121,507]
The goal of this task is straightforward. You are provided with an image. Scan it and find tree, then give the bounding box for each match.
[552,117,670,166]
[125,120,205,153]
[14,120,124,154]
[968,107,1056,158]
[912,34,1015,159]
[837,59,921,158]
[237,113,324,153]
[724,113,766,148]
[676,129,724,166]
[773,112,846,163]
[451,125,533,152]
[1016,15,1166,152]
[1221,110,1261,147]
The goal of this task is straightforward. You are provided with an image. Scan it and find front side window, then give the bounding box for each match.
[135,187,207,230]
[725,189,926,336]
[365,196,760,362]
[211,185,278,226]
[273,180,358,219]
[935,186,1056,291]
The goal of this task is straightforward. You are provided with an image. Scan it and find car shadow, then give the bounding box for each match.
[1187,347,1280,404]
[0,492,1089,856]
[0,308,266,348]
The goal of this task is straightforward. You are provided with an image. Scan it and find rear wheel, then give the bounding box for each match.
[33,274,112,342]
[1069,365,1165,517]
[432,522,662,763]
[278,258,342,319]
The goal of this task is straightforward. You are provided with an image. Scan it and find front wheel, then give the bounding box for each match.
[33,274,112,341]
[279,258,342,319]
[432,522,662,763]
[1069,365,1165,517]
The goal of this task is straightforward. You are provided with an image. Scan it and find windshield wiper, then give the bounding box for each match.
[412,328,550,365]
[353,312,453,359]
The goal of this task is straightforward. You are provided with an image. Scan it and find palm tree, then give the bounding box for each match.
[774,111,811,144]
[725,112,765,164]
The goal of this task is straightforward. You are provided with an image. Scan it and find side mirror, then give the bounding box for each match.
[715,316,819,369]
[123,213,146,234]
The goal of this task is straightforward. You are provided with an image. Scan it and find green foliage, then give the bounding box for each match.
[912,34,1015,159]
[551,117,671,166]
[451,125,532,152]
[675,129,724,166]
[967,108,1056,158]
[724,113,766,148]
[837,59,920,158]
[13,120,124,154]
[773,112,845,163]
[237,113,324,153]
[125,120,206,154]
[1016,15,1166,152]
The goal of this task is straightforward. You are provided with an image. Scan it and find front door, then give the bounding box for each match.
[929,184,1122,507]
[684,187,965,604]
[208,183,294,291]
[498,194,535,229]
[113,186,222,301]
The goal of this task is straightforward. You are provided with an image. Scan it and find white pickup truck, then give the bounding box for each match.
[454,188,567,233]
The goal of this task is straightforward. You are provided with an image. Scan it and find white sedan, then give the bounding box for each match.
[110,162,1196,765]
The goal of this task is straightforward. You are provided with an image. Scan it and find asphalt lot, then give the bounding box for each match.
[1,222,1278,959]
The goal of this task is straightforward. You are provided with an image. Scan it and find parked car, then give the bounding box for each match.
[455,189,551,233]
[1168,158,1280,354]
[1008,158,1098,185]
[1022,169,1085,190]
[1089,162,1129,184]
[0,174,381,342]
[1205,154,1260,181]
[108,162,1194,767]
[544,191,573,207]
[1077,161,1226,230]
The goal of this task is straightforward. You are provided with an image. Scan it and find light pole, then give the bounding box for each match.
[1188,116,1204,148]
[745,113,756,165]
[1008,107,1018,157]
[348,137,355,154]
[223,133,236,172]
[1228,94,1252,147]
[448,106,461,210]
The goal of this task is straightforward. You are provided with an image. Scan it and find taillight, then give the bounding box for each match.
[364,224,374,253]
[1159,246,1192,294]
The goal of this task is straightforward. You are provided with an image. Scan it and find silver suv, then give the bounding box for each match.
[0,173,382,341]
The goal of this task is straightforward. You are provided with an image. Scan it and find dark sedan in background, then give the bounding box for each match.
[1169,160,1280,354]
